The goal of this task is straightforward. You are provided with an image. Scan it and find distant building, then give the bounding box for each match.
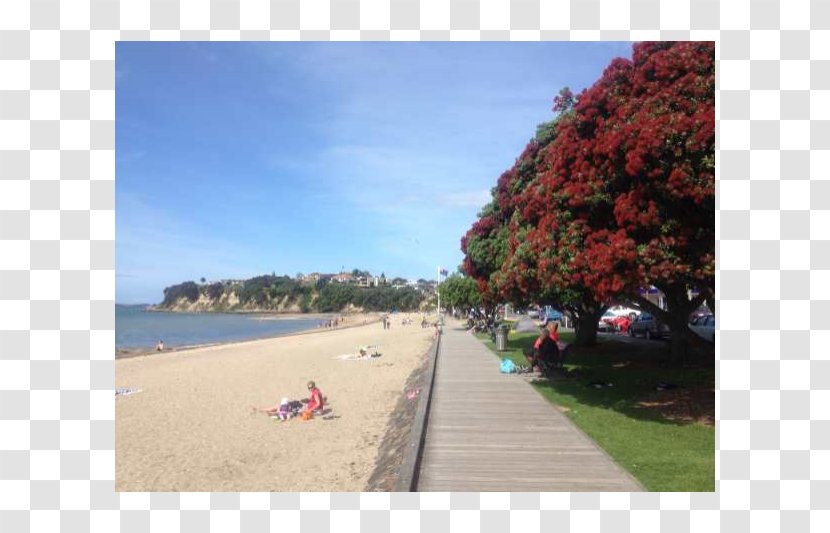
[638,286,666,310]
[333,272,355,283]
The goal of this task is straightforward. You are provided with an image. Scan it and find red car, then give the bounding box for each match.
[610,315,631,332]
[599,312,632,333]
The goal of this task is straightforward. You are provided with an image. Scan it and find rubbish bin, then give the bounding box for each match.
[495,325,509,351]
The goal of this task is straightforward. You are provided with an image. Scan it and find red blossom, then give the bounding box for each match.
[462,41,714,308]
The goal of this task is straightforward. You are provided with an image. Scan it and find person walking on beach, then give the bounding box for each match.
[156,340,164,351]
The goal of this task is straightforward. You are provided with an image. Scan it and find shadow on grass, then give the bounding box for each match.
[488,331,715,427]
[475,329,715,490]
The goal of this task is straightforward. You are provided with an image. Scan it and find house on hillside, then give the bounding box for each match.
[333,272,355,283]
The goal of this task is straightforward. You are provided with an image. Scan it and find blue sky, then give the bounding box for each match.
[116,41,633,304]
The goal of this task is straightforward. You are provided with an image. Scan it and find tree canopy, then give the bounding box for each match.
[461,42,715,355]
[438,274,481,312]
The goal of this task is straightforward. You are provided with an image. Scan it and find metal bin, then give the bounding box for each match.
[495,325,509,351]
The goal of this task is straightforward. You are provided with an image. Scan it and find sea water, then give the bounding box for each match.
[115,305,331,350]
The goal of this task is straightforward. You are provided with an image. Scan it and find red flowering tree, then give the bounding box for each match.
[462,42,714,359]
[529,41,715,360]
[461,196,509,316]
[499,134,612,345]
[463,117,608,345]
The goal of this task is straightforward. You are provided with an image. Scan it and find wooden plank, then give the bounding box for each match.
[416,320,643,492]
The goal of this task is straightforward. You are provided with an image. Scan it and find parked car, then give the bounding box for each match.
[598,311,617,331]
[689,314,715,343]
[545,308,563,321]
[607,305,642,320]
[628,312,670,340]
[598,306,641,332]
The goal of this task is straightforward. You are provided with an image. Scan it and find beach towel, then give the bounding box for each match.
[500,359,517,374]
[115,387,142,397]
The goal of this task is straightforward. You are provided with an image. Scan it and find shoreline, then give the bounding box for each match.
[115,312,384,359]
[115,312,435,491]
[142,307,341,317]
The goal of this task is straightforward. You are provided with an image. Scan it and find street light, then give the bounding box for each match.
[437,267,448,323]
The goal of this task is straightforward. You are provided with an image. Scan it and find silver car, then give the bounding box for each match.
[689,315,715,343]
[628,312,670,340]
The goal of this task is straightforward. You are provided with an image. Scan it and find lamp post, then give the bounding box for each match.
[437,267,448,323]
[437,267,441,322]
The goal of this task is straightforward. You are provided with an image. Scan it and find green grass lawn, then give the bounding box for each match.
[479,329,715,492]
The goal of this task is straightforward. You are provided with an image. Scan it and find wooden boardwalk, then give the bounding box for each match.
[416,321,643,492]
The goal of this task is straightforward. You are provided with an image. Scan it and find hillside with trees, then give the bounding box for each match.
[156,274,427,313]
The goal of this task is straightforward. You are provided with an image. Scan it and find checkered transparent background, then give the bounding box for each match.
[1,0,827,531]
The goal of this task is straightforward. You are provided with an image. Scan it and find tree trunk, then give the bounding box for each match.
[574,318,599,346]
[571,304,606,346]
[668,316,690,363]
[631,284,710,363]
[699,285,715,316]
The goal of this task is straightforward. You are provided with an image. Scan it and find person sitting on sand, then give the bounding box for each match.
[276,398,293,420]
[253,396,300,419]
[304,380,324,414]
[252,397,289,418]
[156,340,164,351]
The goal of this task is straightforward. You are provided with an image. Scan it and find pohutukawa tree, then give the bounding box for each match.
[460,202,507,316]
[532,41,715,360]
[492,131,609,346]
[461,119,609,345]
[462,41,714,359]
[462,137,547,320]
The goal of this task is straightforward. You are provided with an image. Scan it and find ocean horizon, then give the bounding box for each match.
[115,304,334,350]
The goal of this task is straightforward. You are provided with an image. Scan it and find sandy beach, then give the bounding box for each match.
[115,313,435,492]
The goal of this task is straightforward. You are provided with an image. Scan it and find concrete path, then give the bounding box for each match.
[416,320,643,492]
